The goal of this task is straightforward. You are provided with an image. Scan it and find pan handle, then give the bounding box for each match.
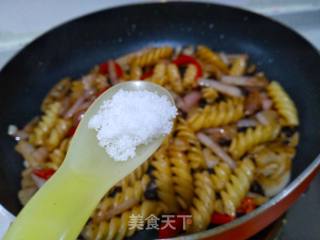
[0,205,15,239]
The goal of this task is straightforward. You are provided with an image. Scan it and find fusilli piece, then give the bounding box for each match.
[210,163,232,191]
[29,102,62,146]
[196,45,229,74]
[93,175,150,222]
[188,98,244,131]
[188,171,215,232]
[130,47,173,67]
[175,118,206,169]
[129,64,143,80]
[217,158,255,216]
[202,87,219,103]
[83,201,163,240]
[183,64,198,90]
[168,138,194,210]
[41,78,71,111]
[267,81,299,126]
[151,149,179,213]
[229,124,281,159]
[46,118,72,151]
[150,62,167,86]
[48,138,70,168]
[166,63,183,93]
[229,56,247,76]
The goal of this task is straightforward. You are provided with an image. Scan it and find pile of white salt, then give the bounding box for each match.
[88,89,177,161]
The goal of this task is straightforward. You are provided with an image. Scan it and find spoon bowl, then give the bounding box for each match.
[4,81,175,240]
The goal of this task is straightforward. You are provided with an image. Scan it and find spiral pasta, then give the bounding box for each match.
[70,81,84,101]
[129,64,143,80]
[196,45,229,74]
[151,148,179,213]
[210,163,232,191]
[166,63,183,93]
[229,56,247,76]
[48,138,70,168]
[83,201,164,240]
[41,78,71,111]
[175,118,206,169]
[218,158,255,216]
[183,64,198,90]
[46,118,72,151]
[13,44,300,239]
[150,62,167,86]
[29,102,62,146]
[188,171,215,233]
[267,81,299,126]
[229,124,281,159]
[93,175,150,222]
[130,46,173,67]
[168,138,194,210]
[188,98,244,131]
[202,87,219,103]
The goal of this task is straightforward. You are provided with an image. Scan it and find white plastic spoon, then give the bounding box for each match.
[4,81,175,240]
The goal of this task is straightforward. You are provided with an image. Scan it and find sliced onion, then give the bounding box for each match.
[82,75,94,91]
[8,125,28,141]
[31,173,46,188]
[260,93,273,110]
[64,95,87,118]
[204,126,237,143]
[180,91,202,112]
[15,141,35,160]
[237,119,257,128]
[97,198,139,221]
[59,97,72,116]
[203,148,219,168]
[199,79,243,97]
[7,124,18,136]
[256,110,278,125]
[219,52,230,65]
[197,132,236,169]
[181,45,194,56]
[32,147,48,164]
[221,76,266,87]
[15,143,47,167]
[108,61,119,85]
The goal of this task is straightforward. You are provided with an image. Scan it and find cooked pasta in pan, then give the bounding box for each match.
[11,45,299,239]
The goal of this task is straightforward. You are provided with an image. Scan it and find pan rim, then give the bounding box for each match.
[1,1,320,75]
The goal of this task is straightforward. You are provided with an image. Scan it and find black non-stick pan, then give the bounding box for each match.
[0,2,319,239]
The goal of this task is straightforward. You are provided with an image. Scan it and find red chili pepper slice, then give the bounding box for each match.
[141,69,154,80]
[66,126,77,137]
[172,54,203,78]
[158,214,185,238]
[211,212,235,225]
[237,197,256,214]
[99,61,123,77]
[33,168,55,180]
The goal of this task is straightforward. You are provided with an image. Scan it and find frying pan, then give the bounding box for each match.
[0,2,319,239]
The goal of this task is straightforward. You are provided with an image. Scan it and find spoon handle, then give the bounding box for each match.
[4,165,110,240]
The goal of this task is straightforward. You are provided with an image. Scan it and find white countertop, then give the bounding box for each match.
[0,0,319,68]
